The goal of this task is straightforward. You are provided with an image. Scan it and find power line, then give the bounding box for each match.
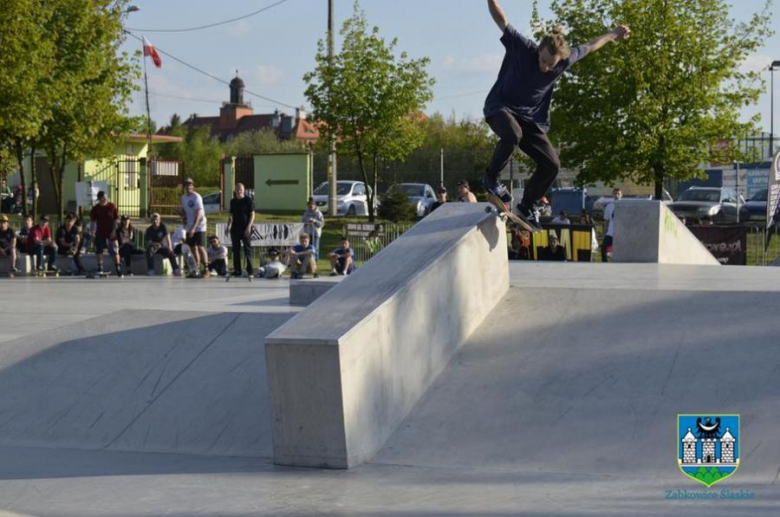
[125,30,299,110]
[126,0,289,33]
[147,90,279,109]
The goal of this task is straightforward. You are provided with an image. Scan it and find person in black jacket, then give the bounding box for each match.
[226,182,255,278]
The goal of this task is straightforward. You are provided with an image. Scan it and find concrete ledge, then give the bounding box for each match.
[613,200,720,265]
[265,203,509,469]
[289,277,345,306]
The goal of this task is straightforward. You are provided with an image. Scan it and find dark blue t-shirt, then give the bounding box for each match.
[483,24,589,132]
[333,247,354,272]
[293,244,315,254]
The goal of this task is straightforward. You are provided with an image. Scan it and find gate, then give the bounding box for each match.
[149,160,184,216]
[235,156,255,196]
[90,159,142,217]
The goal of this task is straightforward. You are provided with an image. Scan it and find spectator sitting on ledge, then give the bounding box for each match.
[552,210,571,225]
[538,233,567,262]
[16,215,33,254]
[257,248,287,279]
[57,213,84,276]
[329,237,355,276]
[145,213,180,276]
[288,233,317,279]
[0,215,18,273]
[206,235,228,277]
[29,215,58,272]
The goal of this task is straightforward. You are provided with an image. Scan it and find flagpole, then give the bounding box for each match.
[143,45,153,160]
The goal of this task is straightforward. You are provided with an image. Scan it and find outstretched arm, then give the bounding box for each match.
[487,0,508,32]
[586,25,630,53]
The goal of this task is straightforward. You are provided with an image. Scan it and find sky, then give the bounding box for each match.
[122,0,780,133]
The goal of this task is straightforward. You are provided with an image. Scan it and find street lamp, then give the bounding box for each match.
[770,60,780,159]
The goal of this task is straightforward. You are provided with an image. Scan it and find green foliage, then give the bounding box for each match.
[304,1,434,221]
[156,126,222,187]
[539,0,773,198]
[687,467,727,486]
[378,188,417,222]
[224,129,305,156]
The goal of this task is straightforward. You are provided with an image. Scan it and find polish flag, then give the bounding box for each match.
[143,36,162,69]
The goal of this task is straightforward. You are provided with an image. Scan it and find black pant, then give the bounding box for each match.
[231,232,254,275]
[208,258,228,277]
[119,243,135,269]
[147,245,178,271]
[58,247,84,273]
[601,235,613,263]
[486,109,560,207]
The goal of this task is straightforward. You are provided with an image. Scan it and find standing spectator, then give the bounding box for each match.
[538,233,567,261]
[181,178,208,278]
[90,191,122,276]
[56,213,84,275]
[288,233,317,279]
[302,197,325,259]
[206,236,228,277]
[456,180,478,203]
[365,227,384,258]
[329,237,355,276]
[0,179,12,213]
[227,182,255,278]
[0,215,18,273]
[116,215,136,275]
[145,213,180,276]
[552,210,571,225]
[601,188,622,263]
[431,186,448,212]
[16,215,33,253]
[257,248,287,279]
[29,215,58,272]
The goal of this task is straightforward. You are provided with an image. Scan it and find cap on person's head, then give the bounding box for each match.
[40,215,49,222]
[183,178,194,186]
[150,212,160,221]
[0,215,8,223]
[437,185,447,194]
[97,190,106,199]
[457,180,469,189]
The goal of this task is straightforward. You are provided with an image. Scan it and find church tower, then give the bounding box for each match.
[681,428,697,464]
[720,428,736,464]
[220,73,254,131]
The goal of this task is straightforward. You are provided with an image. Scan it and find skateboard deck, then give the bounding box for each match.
[86,271,111,279]
[485,193,542,233]
[226,274,252,282]
[35,270,59,278]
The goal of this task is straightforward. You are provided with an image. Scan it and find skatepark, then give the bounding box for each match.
[0,202,779,516]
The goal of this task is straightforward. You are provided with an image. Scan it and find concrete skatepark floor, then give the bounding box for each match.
[1,267,779,516]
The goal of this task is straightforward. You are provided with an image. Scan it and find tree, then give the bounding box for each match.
[157,126,223,187]
[38,0,139,221]
[224,129,305,156]
[538,0,773,199]
[0,0,56,217]
[304,1,434,221]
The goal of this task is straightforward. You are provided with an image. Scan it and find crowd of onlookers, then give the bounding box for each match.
[0,178,356,279]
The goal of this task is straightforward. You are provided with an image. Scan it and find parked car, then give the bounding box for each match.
[739,189,780,224]
[312,180,374,217]
[668,187,744,223]
[549,188,590,219]
[592,190,673,220]
[387,183,437,218]
[203,192,222,215]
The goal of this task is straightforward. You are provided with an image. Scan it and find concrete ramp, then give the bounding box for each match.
[613,200,719,265]
[266,203,508,468]
[0,310,291,458]
[374,269,780,483]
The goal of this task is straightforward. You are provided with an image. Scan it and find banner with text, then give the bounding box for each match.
[689,226,747,265]
[216,222,304,247]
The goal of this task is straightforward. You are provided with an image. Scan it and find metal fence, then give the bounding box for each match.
[343,222,414,264]
[746,225,780,266]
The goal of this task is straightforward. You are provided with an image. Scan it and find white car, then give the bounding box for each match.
[313,180,374,217]
[203,192,222,215]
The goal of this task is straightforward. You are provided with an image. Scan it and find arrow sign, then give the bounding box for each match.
[266,179,300,187]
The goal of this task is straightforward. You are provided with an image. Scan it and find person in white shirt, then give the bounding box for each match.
[180,178,208,277]
[601,188,622,262]
[206,236,228,277]
[551,210,571,225]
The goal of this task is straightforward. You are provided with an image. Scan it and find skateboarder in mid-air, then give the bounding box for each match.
[482,0,630,227]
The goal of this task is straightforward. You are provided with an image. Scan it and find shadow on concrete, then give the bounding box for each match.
[0,310,294,462]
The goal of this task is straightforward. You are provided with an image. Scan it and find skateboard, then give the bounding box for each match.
[181,244,198,275]
[35,269,59,278]
[86,271,111,279]
[485,193,542,233]
[226,274,252,283]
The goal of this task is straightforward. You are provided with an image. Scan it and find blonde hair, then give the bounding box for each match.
[540,25,571,59]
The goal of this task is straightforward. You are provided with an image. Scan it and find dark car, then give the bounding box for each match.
[740,189,780,224]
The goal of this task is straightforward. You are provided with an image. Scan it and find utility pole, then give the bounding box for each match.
[440,148,444,186]
[770,61,779,159]
[327,0,338,217]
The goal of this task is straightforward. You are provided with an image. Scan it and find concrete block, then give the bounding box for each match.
[0,254,32,275]
[613,200,720,265]
[289,277,345,306]
[265,203,509,469]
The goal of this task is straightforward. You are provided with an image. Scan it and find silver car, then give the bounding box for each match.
[387,183,437,218]
[669,187,744,223]
[312,180,374,217]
